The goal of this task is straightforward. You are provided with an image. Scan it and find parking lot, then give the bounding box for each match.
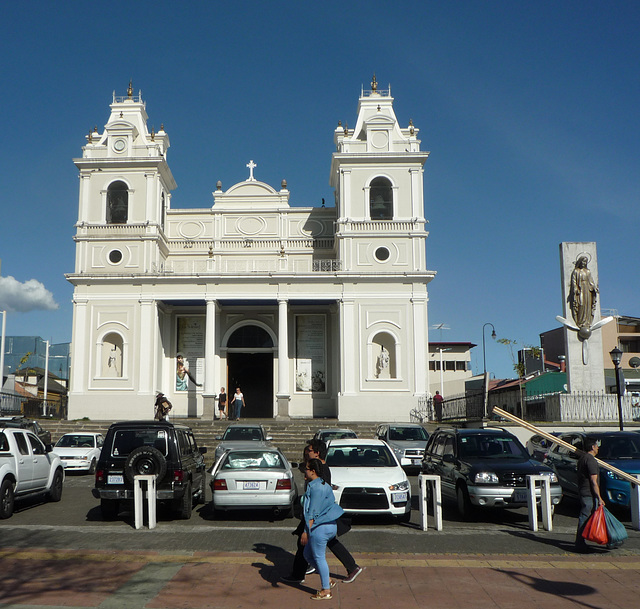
[2,469,640,557]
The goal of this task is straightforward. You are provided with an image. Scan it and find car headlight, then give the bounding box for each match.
[606,470,624,481]
[389,481,410,491]
[539,471,559,483]
[474,472,499,484]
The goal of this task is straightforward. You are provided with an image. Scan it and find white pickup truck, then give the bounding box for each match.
[0,425,64,518]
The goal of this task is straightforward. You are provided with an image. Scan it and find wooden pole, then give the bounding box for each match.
[492,406,640,487]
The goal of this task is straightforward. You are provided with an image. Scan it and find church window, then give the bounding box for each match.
[106,181,128,224]
[369,177,393,220]
[375,246,390,262]
[108,249,123,264]
[228,325,274,348]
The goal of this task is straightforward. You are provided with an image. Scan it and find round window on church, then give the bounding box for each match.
[108,249,123,264]
[375,246,390,262]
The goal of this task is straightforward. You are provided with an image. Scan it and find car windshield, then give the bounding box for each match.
[459,435,528,459]
[56,434,96,448]
[111,429,169,457]
[222,450,284,470]
[597,437,640,459]
[222,427,264,442]
[326,444,396,467]
[321,430,357,441]
[389,427,429,441]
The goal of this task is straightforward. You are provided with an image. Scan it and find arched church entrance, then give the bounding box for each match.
[226,325,274,419]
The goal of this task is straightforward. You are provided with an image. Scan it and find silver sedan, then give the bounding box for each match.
[209,447,297,517]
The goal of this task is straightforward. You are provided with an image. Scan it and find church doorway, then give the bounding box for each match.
[227,352,273,418]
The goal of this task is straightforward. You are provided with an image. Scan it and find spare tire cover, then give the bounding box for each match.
[124,446,167,483]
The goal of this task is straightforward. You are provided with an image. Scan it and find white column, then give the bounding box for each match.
[205,299,217,397]
[277,298,289,397]
[412,297,428,395]
[340,299,356,394]
[70,298,88,394]
[138,299,156,395]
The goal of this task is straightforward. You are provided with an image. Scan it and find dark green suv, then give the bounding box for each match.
[92,420,207,520]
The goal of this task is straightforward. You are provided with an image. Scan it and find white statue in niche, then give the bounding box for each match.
[104,342,122,377]
[376,346,390,378]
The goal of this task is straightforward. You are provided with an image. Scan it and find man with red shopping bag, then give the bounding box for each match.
[575,438,605,553]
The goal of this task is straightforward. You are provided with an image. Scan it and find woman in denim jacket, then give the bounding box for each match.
[302,458,344,600]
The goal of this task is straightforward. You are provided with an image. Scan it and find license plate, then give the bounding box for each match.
[108,474,124,485]
[513,489,528,502]
[392,491,408,503]
[411,459,421,466]
[243,481,261,490]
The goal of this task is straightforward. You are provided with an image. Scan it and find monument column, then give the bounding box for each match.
[558,242,608,393]
[203,298,217,419]
[276,298,290,418]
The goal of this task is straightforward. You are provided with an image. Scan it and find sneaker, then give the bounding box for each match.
[343,566,364,583]
[280,575,305,584]
[306,566,316,575]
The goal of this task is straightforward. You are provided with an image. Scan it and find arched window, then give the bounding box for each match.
[227,325,274,348]
[107,181,128,224]
[101,332,123,377]
[369,177,393,220]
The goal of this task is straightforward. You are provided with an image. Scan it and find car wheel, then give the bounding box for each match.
[101,498,119,520]
[88,458,97,475]
[195,475,206,506]
[456,483,473,520]
[48,468,64,502]
[176,481,193,519]
[124,446,167,483]
[0,479,15,519]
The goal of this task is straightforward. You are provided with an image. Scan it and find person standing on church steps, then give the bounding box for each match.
[230,387,245,420]
[217,387,227,420]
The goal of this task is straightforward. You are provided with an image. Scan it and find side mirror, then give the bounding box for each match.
[215,435,222,441]
[46,444,53,453]
[266,436,273,442]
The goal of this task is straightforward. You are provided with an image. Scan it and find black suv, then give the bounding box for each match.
[92,420,207,520]
[421,427,562,519]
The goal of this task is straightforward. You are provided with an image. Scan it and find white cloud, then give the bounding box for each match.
[0,276,59,313]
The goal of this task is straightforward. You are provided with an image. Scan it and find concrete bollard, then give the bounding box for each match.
[418,474,443,531]
[134,474,157,530]
[526,474,552,532]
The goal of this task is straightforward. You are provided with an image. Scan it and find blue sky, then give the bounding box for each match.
[0,1,638,380]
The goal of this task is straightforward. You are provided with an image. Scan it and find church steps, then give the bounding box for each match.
[38,419,380,464]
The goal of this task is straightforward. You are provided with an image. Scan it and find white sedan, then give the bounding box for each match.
[326,439,411,522]
[52,433,104,474]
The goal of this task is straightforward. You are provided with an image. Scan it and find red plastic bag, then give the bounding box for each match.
[582,505,609,545]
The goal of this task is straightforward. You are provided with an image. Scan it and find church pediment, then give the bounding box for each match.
[212,179,290,209]
[225,180,277,196]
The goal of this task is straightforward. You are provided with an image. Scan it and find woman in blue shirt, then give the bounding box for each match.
[302,458,344,600]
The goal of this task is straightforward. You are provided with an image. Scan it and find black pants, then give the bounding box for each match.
[291,528,357,579]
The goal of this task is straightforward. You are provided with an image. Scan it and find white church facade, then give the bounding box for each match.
[67,79,436,422]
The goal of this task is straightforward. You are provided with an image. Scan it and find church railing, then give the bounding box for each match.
[339,220,422,232]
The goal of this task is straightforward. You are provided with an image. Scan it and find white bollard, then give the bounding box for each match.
[631,475,640,531]
[526,474,552,532]
[418,474,443,531]
[134,474,157,530]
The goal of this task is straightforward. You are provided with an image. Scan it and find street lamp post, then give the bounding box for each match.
[610,346,624,431]
[482,323,497,418]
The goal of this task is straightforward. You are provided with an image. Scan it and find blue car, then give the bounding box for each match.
[543,431,640,508]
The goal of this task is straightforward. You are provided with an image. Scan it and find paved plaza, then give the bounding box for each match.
[2,547,640,609]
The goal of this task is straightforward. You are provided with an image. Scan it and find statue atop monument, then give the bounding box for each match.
[569,254,598,329]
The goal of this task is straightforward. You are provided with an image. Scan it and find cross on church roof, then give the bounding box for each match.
[246,160,257,181]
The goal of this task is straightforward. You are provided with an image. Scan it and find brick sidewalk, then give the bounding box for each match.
[1,549,640,608]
